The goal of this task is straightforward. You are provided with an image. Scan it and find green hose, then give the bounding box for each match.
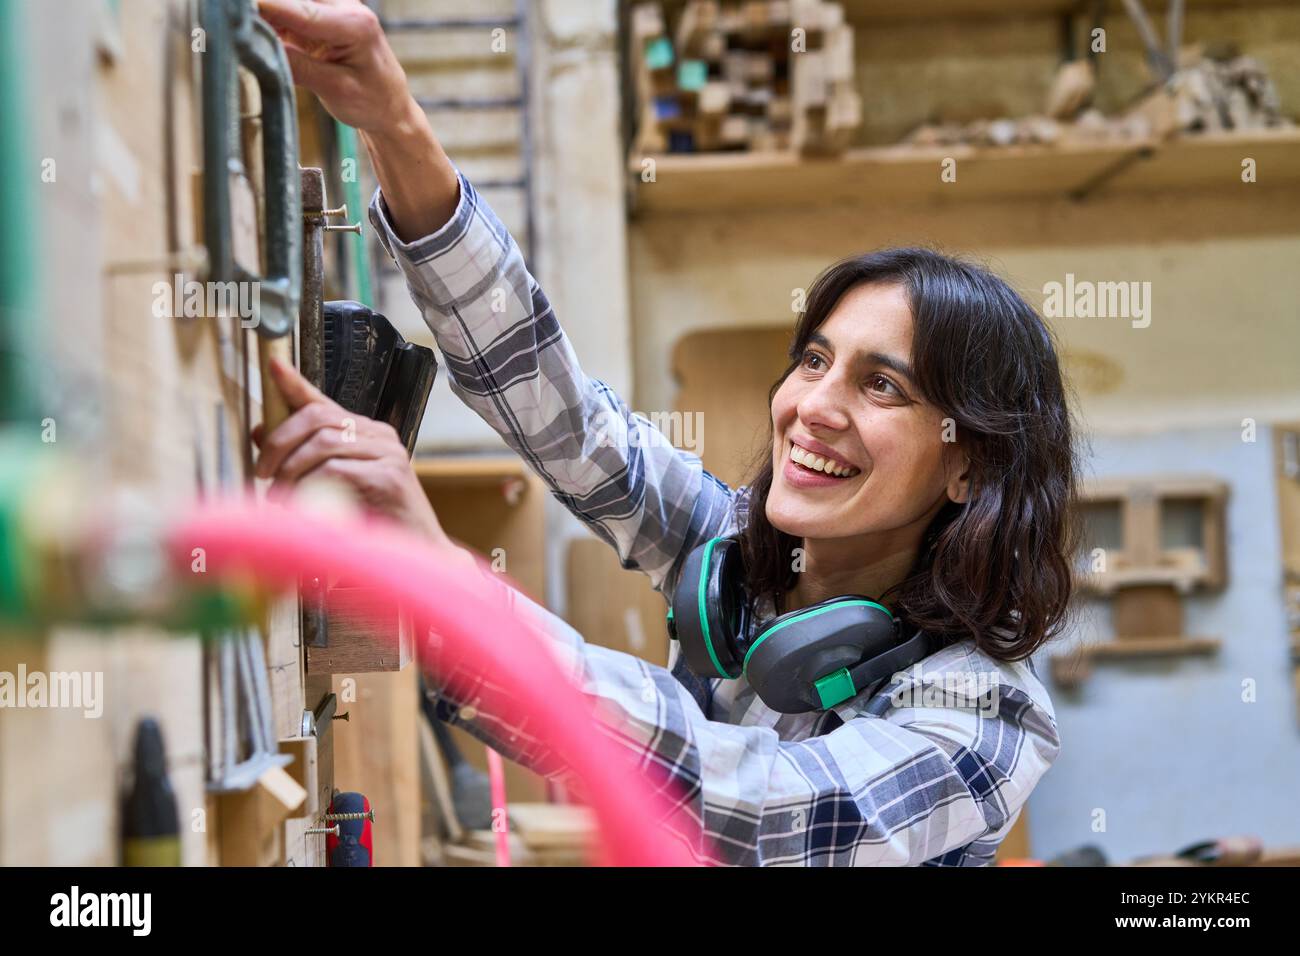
[335,120,374,308]
[0,0,38,424]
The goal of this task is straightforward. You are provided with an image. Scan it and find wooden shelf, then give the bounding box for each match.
[1087,636,1222,658]
[413,454,528,486]
[1051,635,1221,687]
[1078,566,1211,595]
[628,129,1300,215]
[657,0,1281,25]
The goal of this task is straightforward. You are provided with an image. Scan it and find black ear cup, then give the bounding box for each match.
[742,598,900,714]
[668,538,931,714]
[670,537,748,679]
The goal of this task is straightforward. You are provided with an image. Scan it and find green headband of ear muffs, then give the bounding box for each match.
[667,537,936,714]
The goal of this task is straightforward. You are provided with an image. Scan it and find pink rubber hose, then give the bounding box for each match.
[168,497,704,867]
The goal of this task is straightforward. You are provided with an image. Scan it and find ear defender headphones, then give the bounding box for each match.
[666,537,936,714]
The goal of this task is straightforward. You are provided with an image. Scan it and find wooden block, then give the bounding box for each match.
[1112,585,1184,640]
[700,81,731,115]
[644,36,674,72]
[824,24,853,83]
[631,2,665,38]
[1046,60,1095,121]
[279,736,319,818]
[307,587,414,674]
[1123,85,1182,142]
[218,765,306,866]
[507,803,595,852]
[678,59,709,91]
[793,50,827,108]
[723,52,748,86]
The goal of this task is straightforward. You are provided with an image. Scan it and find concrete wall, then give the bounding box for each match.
[1029,424,1300,861]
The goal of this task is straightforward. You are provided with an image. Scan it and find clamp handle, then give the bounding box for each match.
[201,0,302,339]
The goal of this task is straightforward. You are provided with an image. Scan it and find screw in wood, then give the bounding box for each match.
[305,825,340,837]
[324,810,375,823]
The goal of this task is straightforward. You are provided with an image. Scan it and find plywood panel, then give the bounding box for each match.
[672,326,791,487]
[418,469,551,805]
[565,538,672,668]
[331,669,421,866]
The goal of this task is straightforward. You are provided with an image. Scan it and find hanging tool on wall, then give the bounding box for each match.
[324,790,374,867]
[304,300,437,654]
[201,0,301,431]
[298,167,333,654]
[121,717,182,867]
[322,301,437,455]
[207,407,293,794]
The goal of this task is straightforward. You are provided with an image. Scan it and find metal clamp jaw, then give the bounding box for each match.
[201,0,302,338]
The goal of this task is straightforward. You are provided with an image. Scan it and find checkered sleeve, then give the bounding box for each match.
[368,171,734,597]
[431,574,1061,867]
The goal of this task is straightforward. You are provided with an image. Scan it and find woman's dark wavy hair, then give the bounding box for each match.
[738,247,1082,662]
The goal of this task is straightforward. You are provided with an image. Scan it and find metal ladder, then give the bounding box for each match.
[371,0,538,274]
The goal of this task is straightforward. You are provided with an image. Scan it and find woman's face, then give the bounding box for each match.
[766,282,968,544]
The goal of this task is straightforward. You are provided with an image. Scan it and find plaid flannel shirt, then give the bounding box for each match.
[368,171,1061,866]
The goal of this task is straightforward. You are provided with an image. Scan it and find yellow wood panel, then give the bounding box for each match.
[565,537,671,668]
[331,669,421,866]
[672,326,790,488]
[420,471,551,805]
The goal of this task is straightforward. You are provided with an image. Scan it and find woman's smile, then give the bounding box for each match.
[783,438,865,488]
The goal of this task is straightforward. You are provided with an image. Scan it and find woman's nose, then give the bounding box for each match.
[796,374,851,432]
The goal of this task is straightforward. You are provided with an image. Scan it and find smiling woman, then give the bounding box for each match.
[256,0,1076,866]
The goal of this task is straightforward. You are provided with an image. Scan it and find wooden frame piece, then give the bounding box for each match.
[1076,475,1228,595]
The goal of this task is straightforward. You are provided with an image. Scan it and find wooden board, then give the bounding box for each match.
[629,131,1300,215]
[418,467,551,805]
[330,669,421,866]
[565,538,672,668]
[1274,423,1300,581]
[671,326,791,488]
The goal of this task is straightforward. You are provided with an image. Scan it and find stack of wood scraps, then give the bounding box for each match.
[905,44,1292,152]
[630,0,862,158]
[1124,45,1293,142]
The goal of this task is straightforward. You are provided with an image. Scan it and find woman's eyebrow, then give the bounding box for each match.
[809,332,916,383]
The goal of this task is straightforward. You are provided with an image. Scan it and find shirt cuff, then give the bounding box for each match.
[366,167,474,266]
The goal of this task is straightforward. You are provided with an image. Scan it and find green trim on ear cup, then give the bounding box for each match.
[698,537,732,678]
[742,599,892,674]
[813,667,857,709]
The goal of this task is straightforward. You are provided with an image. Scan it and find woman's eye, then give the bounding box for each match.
[867,373,902,397]
[801,351,825,371]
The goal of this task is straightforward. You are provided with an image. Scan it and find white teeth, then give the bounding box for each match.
[788,443,859,477]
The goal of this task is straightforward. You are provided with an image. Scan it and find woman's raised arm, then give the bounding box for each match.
[260,0,734,596]
[367,172,735,596]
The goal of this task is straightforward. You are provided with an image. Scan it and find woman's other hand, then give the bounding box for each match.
[252,357,447,546]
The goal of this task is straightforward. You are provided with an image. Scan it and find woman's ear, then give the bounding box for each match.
[946,450,972,505]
